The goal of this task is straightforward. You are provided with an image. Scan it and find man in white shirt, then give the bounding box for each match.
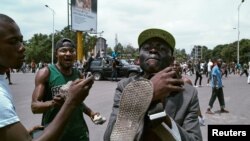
[207,59,213,86]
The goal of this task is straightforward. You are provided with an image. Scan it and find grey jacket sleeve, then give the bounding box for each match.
[175,86,202,141]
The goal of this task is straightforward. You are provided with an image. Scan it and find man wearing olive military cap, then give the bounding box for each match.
[104,28,202,141]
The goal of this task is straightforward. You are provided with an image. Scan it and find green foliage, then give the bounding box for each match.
[113,43,139,59]
[106,47,113,55]
[23,26,250,65]
[174,48,188,62]
[25,33,50,63]
[211,39,250,64]
[84,33,97,59]
[24,26,78,64]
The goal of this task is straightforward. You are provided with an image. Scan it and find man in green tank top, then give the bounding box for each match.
[31,38,103,141]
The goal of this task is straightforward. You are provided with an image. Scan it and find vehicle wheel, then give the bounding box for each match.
[93,72,102,80]
[128,72,137,77]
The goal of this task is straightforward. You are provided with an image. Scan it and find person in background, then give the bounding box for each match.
[206,58,229,114]
[5,68,12,85]
[194,60,203,87]
[248,62,250,84]
[84,52,94,77]
[111,58,118,81]
[221,62,228,78]
[240,63,249,77]
[38,61,44,70]
[0,13,94,141]
[31,60,36,73]
[206,59,213,86]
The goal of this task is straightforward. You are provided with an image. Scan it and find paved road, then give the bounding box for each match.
[9,72,250,141]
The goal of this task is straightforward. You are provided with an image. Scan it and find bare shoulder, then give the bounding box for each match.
[35,67,50,83]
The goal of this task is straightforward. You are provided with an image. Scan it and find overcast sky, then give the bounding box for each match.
[1,0,249,53]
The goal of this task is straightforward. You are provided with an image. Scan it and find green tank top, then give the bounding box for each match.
[42,64,89,141]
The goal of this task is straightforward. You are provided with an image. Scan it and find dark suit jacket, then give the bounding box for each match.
[104,76,202,141]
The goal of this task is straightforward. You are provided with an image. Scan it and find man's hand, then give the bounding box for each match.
[91,113,106,125]
[65,76,94,106]
[52,94,65,107]
[90,112,100,120]
[150,67,184,101]
[27,125,44,135]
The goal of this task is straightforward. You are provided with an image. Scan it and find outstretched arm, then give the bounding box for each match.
[31,67,55,113]
[0,76,94,141]
[83,103,96,119]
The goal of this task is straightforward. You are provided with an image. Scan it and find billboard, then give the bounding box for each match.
[71,0,97,32]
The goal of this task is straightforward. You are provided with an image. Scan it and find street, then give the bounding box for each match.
[9,72,250,141]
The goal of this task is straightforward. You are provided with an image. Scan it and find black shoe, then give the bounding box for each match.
[206,109,214,114]
[220,109,229,113]
[9,82,13,85]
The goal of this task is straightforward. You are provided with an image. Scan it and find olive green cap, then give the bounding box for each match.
[138,28,175,50]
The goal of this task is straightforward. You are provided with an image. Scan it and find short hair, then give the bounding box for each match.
[0,14,16,37]
[55,38,76,50]
[0,14,15,23]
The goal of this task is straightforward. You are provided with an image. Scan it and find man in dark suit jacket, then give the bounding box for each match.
[104,28,202,141]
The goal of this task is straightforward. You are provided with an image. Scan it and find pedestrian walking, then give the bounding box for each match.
[84,52,94,77]
[206,58,229,114]
[194,60,203,87]
[247,61,250,84]
[240,63,249,77]
[5,68,12,85]
[206,59,213,86]
[111,58,118,81]
[30,60,36,73]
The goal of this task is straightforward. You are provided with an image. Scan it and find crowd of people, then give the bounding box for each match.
[175,59,250,85]
[1,13,250,141]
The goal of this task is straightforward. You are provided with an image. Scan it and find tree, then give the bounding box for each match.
[239,39,250,64]
[84,33,97,59]
[174,48,188,62]
[23,26,250,66]
[122,44,138,59]
[114,43,124,58]
[106,47,113,56]
[25,33,50,63]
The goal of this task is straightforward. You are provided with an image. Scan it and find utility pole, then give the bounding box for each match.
[237,0,245,65]
[45,5,55,64]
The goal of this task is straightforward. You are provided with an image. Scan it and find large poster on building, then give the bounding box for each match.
[71,0,97,32]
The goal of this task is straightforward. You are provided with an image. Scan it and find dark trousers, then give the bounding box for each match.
[32,68,36,73]
[208,87,225,108]
[5,71,11,84]
[240,70,249,77]
[111,69,117,81]
[194,72,202,86]
[222,69,228,78]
